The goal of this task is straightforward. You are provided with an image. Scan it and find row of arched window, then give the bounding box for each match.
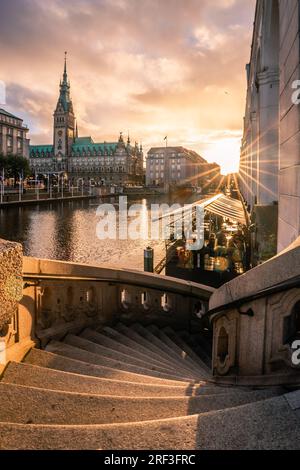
[69,166,126,173]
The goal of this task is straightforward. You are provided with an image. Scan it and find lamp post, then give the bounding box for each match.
[0,169,4,204]
[19,173,22,202]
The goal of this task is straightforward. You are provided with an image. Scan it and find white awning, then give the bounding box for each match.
[155,193,247,226]
[204,194,246,225]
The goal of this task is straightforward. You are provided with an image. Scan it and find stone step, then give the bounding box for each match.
[0,382,278,426]
[81,328,170,371]
[158,326,211,373]
[182,331,213,358]
[132,324,211,377]
[115,323,205,378]
[131,323,202,373]
[0,393,297,450]
[100,326,180,369]
[2,361,219,397]
[63,333,198,380]
[64,334,182,377]
[45,341,198,382]
[146,324,210,374]
[24,348,191,386]
[177,330,212,367]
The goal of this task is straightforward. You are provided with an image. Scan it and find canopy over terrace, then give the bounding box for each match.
[156,194,248,226]
[204,194,247,226]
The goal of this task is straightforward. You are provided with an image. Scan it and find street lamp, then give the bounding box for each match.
[0,168,5,204]
[19,172,23,202]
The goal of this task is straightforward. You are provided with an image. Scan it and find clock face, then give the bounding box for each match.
[58,130,63,137]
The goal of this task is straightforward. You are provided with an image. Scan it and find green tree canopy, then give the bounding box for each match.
[0,154,30,180]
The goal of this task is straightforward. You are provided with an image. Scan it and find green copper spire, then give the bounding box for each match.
[63,51,68,84]
[58,51,71,112]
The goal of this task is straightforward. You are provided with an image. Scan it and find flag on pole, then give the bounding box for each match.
[164,135,168,147]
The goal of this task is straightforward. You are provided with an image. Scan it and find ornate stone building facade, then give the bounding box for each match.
[30,55,144,186]
[240,0,300,263]
[146,146,220,192]
[0,108,29,158]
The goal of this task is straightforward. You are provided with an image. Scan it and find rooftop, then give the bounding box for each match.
[0,108,22,120]
[74,137,94,145]
[148,146,208,163]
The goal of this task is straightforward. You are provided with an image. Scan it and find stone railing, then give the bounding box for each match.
[0,238,215,368]
[208,236,300,387]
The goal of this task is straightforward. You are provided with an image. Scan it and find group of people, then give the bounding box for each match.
[175,217,248,275]
[203,224,247,274]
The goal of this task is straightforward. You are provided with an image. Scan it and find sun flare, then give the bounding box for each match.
[205,138,241,175]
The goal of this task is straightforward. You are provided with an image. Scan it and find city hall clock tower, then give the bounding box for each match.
[53,52,75,159]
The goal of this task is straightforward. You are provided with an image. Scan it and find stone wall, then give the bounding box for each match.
[0,239,23,368]
[278,0,300,251]
[0,239,23,333]
[239,0,300,255]
[210,235,300,385]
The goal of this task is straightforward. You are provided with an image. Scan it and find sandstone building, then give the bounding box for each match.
[0,108,29,159]
[146,146,220,192]
[240,0,300,262]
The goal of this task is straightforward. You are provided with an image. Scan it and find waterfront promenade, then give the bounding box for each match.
[0,187,121,207]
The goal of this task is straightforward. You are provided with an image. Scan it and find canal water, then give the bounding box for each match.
[0,194,198,271]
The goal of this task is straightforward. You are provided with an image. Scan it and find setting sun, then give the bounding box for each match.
[204,138,241,175]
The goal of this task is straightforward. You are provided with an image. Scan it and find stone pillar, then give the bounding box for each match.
[244,130,251,207]
[0,239,23,364]
[250,110,258,209]
[257,70,279,205]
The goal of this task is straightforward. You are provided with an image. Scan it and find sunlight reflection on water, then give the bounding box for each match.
[0,195,189,271]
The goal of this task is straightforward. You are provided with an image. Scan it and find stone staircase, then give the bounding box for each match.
[0,322,300,450]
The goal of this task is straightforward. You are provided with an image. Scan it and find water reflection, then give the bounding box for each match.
[0,195,196,270]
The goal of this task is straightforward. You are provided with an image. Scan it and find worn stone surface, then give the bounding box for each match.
[0,321,299,449]
[81,328,168,369]
[65,333,188,377]
[0,395,299,450]
[46,339,199,382]
[285,390,300,411]
[0,239,23,331]
[24,348,191,386]
[0,381,278,426]
[2,362,214,397]
[130,323,206,375]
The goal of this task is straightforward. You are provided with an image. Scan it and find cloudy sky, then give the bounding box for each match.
[0,0,256,174]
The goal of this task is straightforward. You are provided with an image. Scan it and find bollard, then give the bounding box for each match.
[144,246,154,273]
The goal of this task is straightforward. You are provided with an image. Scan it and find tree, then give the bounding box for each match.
[0,154,6,177]
[0,154,30,181]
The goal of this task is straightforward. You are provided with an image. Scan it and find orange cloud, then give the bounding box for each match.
[0,0,256,173]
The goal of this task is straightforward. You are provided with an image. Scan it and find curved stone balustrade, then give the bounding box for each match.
[209,236,300,385]
[3,235,300,388]
[17,256,214,350]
